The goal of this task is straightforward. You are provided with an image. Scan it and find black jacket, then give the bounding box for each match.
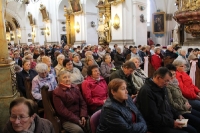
[165,50,178,59]
[136,78,179,132]
[16,69,37,97]
[3,115,55,133]
[110,69,137,95]
[114,52,125,69]
[97,96,147,133]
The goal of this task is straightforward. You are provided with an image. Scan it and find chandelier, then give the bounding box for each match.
[173,0,200,37]
[14,0,39,4]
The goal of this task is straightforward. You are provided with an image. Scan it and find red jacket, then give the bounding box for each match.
[176,71,200,99]
[53,84,87,125]
[151,54,162,70]
[81,76,108,114]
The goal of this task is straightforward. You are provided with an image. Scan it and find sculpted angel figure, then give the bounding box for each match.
[97,18,106,41]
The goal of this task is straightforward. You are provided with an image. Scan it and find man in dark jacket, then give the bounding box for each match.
[114,47,125,69]
[110,61,137,98]
[137,67,197,133]
[165,45,178,59]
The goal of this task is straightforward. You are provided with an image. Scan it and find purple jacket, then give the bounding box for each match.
[53,84,88,125]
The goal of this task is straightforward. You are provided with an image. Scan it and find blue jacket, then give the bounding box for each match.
[97,96,147,133]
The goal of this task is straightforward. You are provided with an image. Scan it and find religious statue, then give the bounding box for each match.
[28,12,34,26]
[39,4,49,22]
[173,23,180,44]
[97,18,107,43]
[97,0,105,5]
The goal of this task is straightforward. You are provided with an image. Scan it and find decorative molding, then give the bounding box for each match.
[85,12,98,15]
[74,41,83,46]
[109,39,135,46]
[132,0,147,6]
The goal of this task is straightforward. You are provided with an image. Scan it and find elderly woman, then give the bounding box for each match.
[173,59,200,112]
[53,71,87,133]
[24,54,37,69]
[151,47,162,70]
[82,55,96,77]
[16,60,37,97]
[129,57,147,91]
[100,53,115,84]
[97,78,147,133]
[42,56,56,77]
[176,49,190,74]
[82,64,108,115]
[55,54,65,76]
[62,58,84,85]
[3,97,55,133]
[32,63,57,108]
[166,64,200,132]
[72,54,83,71]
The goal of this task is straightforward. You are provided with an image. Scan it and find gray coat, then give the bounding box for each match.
[100,62,115,78]
[166,82,191,114]
[3,115,55,133]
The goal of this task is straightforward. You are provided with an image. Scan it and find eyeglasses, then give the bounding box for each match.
[10,115,30,121]
[66,63,73,66]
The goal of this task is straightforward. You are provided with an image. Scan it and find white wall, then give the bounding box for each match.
[148,0,177,46]
[4,0,180,47]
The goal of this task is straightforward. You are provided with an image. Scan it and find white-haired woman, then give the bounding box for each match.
[176,49,190,74]
[53,71,87,133]
[129,57,147,91]
[151,47,162,70]
[55,54,65,76]
[32,63,57,108]
[173,59,200,112]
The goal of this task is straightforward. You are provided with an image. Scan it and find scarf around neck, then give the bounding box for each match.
[73,61,82,67]
[168,78,179,87]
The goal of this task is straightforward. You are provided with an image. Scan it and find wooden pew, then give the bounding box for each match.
[195,63,200,89]
[163,56,175,66]
[41,85,66,133]
[24,77,44,115]
[148,57,155,78]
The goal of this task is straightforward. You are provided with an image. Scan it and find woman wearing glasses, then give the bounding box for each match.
[3,97,55,133]
[62,58,84,85]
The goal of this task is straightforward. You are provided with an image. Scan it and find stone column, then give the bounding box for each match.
[0,0,19,131]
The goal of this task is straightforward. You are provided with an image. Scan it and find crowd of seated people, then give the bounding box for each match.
[7,42,200,133]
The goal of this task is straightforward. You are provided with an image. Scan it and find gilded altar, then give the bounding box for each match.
[174,0,200,37]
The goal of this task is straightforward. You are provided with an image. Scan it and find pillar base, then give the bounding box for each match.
[109,39,135,48]
[0,61,19,132]
[74,40,85,48]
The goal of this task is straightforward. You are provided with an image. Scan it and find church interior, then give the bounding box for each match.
[1,0,200,132]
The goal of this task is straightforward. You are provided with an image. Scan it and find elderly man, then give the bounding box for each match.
[131,46,143,64]
[137,67,197,133]
[113,47,125,69]
[165,45,178,59]
[188,48,199,61]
